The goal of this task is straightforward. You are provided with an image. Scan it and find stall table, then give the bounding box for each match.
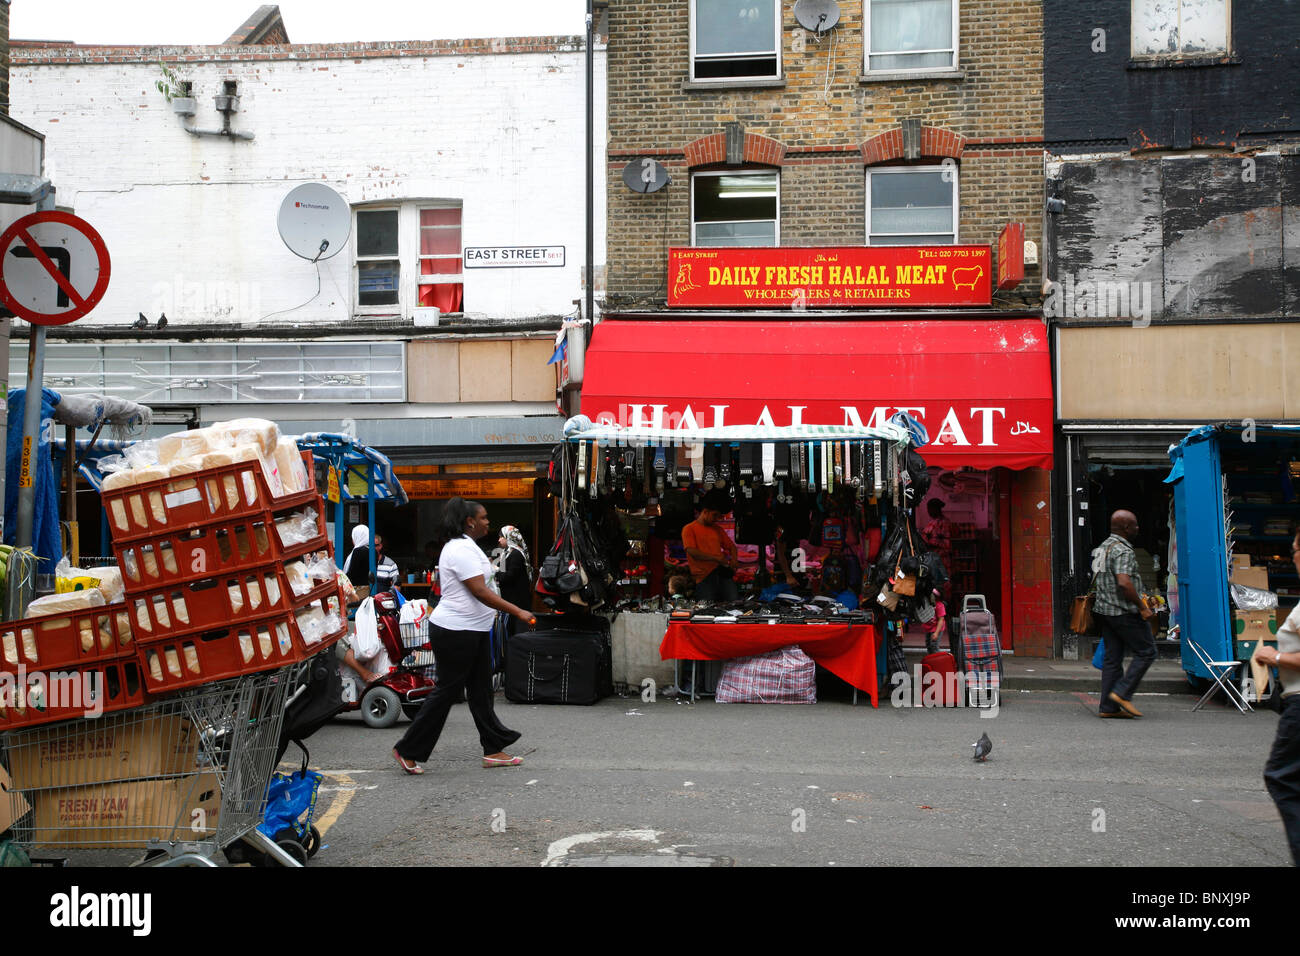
[660,621,878,706]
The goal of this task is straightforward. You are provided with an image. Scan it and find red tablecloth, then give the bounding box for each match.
[660,622,878,707]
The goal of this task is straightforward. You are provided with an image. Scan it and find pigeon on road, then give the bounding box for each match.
[972,732,992,762]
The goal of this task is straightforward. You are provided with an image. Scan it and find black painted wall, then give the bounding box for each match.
[1044,0,1300,149]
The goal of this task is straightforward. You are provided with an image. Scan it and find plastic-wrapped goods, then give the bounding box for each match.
[296,606,327,645]
[275,437,309,495]
[165,647,182,678]
[285,561,312,597]
[158,429,224,467]
[320,611,343,639]
[211,418,281,459]
[116,611,133,648]
[147,649,162,682]
[85,566,125,605]
[257,627,273,659]
[170,594,189,626]
[200,450,242,508]
[78,620,96,653]
[276,622,292,655]
[238,630,254,663]
[183,643,200,674]
[1231,582,1278,610]
[25,589,107,619]
[275,509,320,548]
[101,470,134,532]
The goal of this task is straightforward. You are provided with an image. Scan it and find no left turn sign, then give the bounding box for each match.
[0,211,111,325]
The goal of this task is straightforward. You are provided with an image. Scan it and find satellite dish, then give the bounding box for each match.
[278,183,351,261]
[794,0,840,33]
[622,158,671,194]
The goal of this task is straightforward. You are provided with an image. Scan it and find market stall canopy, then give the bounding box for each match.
[580,319,1054,470]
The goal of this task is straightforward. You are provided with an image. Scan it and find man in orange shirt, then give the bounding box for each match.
[682,492,739,603]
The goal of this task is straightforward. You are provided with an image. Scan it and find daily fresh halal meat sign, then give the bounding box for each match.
[667,246,992,308]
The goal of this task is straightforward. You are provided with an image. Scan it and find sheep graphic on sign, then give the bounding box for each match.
[952,266,984,291]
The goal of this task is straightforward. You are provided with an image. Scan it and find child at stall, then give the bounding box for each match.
[922,589,948,655]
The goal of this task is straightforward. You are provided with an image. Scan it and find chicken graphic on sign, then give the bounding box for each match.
[952,266,984,291]
[673,264,701,300]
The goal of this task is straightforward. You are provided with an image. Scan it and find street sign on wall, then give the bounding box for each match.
[666,245,992,308]
[0,211,111,325]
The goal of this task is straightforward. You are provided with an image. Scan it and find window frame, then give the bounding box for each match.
[864,165,959,247]
[1130,0,1232,59]
[689,0,783,83]
[353,201,464,317]
[690,168,782,248]
[863,0,960,75]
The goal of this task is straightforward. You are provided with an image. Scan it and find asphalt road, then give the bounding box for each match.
[298,685,1291,868]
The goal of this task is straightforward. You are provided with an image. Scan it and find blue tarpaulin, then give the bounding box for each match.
[4,388,64,572]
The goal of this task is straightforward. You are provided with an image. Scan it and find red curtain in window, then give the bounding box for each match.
[419,282,463,312]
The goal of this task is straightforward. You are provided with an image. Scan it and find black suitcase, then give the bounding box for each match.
[505,628,613,705]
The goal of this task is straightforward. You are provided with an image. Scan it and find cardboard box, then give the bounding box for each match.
[5,715,199,791]
[1230,566,1270,591]
[0,766,32,836]
[1231,554,1253,570]
[29,771,221,849]
[1234,610,1279,644]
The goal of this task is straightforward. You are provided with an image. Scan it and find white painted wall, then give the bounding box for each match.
[9,42,607,327]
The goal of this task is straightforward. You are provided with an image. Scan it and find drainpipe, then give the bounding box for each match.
[183,88,254,141]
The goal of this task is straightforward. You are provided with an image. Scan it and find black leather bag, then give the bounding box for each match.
[504,628,612,705]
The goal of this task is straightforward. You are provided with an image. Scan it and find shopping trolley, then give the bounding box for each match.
[0,663,308,867]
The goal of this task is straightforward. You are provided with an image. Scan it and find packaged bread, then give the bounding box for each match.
[25,589,107,618]
[101,470,135,531]
[183,643,200,674]
[276,622,292,655]
[285,561,311,597]
[116,610,133,648]
[157,428,226,467]
[171,594,189,626]
[140,547,159,579]
[228,582,246,615]
[120,549,140,583]
[211,418,280,458]
[275,437,309,495]
[238,631,254,663]
[128,465,170,525]
[96,616,114,651]
[147,650,162,682]
[133,599,152,634]
[165,648,181,678]
[200,450,241,508]
[79,620,96,653]
[85,566,125,604]
[21,629,37,662]
[150,595,172,630]
[229,444,282,503]
[264,574,281,607]
[161,543,178,574]
[257,627,273,659]
[2,631,17,666]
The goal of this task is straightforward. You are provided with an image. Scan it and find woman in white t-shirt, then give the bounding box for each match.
[393,498,535,774]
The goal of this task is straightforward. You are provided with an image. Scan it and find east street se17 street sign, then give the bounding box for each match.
[0,211,111,325]
[464,245,565,268]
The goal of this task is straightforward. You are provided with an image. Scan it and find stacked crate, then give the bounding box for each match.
[0,602,146,731]
[104,449,346,695]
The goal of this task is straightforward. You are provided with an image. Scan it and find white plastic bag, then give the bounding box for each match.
[351,597,383,660]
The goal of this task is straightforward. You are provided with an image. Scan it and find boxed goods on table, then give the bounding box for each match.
[1234,609,1278,644]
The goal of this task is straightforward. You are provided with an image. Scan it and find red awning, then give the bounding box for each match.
[579,318,1053,471]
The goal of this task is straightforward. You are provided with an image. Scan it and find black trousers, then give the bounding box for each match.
[1265,694,1300,866]
[1096,611,1156,711]
[395,624,521,760]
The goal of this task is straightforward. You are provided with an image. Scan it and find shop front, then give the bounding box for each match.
[580,244,1056,657]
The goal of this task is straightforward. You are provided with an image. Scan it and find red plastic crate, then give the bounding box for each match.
[0,656,146,732]
[137,614,298,694]
[285,582,348,661]
[113,504,330,593]
[103,451,319,544]
[126,566,340,645]
[1,602,136,674]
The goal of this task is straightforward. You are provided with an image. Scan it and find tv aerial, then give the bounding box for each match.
[794,0,841,36]
[277,183,351,262]
[621,157,671,194]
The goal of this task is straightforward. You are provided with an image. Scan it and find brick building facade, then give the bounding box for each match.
[592,1,1056,657]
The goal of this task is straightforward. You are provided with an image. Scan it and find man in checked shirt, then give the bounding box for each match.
[1094,510,1158,719]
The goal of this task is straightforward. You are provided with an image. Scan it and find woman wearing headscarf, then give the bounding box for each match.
[343,525,372,595]
[392,498,534,774]
[496,525,534,633]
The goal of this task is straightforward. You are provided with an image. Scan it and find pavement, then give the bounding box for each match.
[998,656,1192,694]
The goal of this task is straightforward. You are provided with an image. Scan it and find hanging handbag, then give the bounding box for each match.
[892,523,918,597]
